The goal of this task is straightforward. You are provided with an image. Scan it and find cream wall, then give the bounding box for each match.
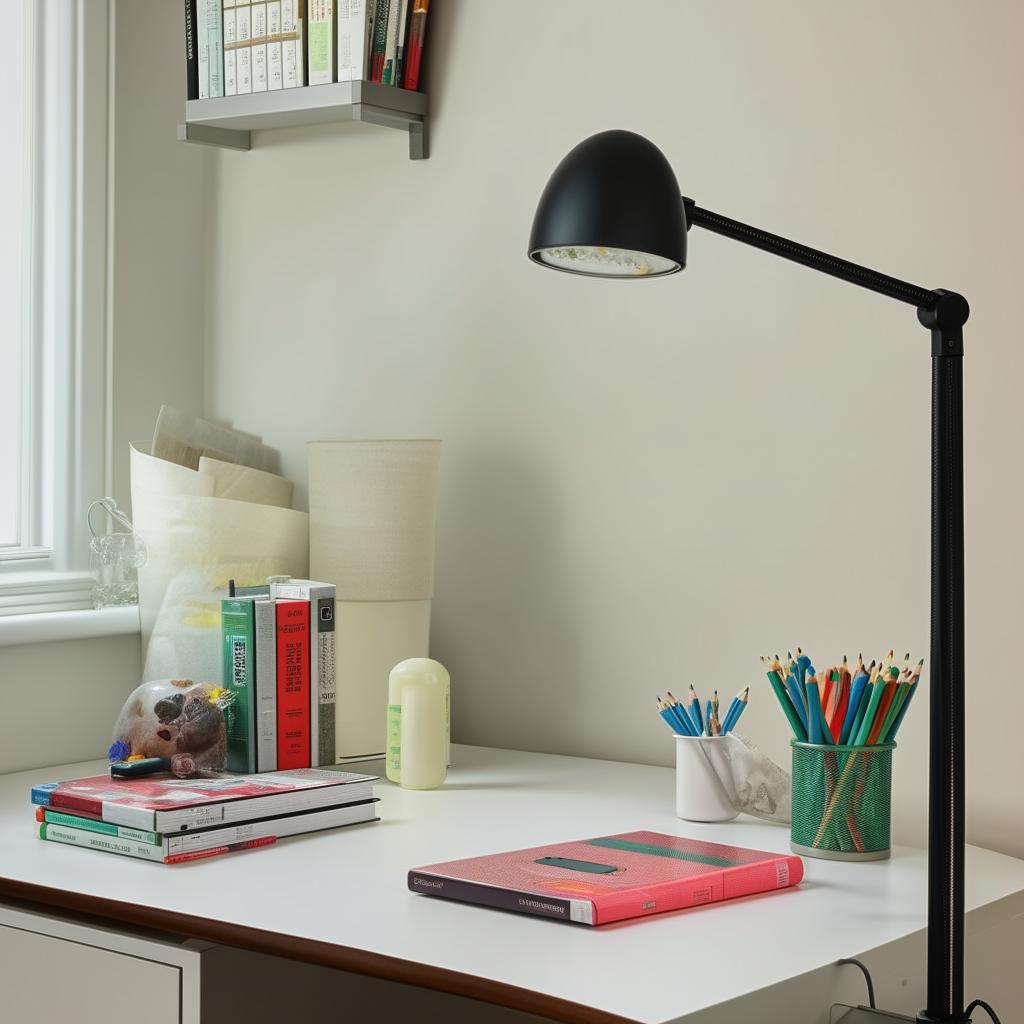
[204,2,1023,856]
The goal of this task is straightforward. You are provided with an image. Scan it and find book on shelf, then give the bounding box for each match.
[402,0,428,91]
[308,0,336,85]
[267,0,284,89]
[392,0,411,87]
[198,0,225,98]
[252,1,268,92]
[409,831,804,926]
[282,0,306,88]
[222,597,258,772]
[368,0,389,81]
[185,0,199,99]
[33,768,377,832]
[380,0,402,85]
[38,799,379,864]
[337,0,371,81]
[234,1,253,94]
[270,580,336,766]
[223,1,237,94]
[276,599,311,770]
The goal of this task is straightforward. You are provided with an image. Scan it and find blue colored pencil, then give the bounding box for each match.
[839,670,869,744]
[704,699,714,736]
[785,673,809,734]
[665,691,698,736]
[796,651,812,688]
[664,693,698,736]
[658,704,686,735]
[805,678,823,744]
[720,687,747,734]
[688,685,704,735]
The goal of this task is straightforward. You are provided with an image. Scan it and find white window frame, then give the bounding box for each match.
[0,1,111,616]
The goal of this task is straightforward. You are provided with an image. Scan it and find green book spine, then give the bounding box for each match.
[369,0,389,80]
[222,597,257,772]
[39,823,166,863]
[42,809,160,845]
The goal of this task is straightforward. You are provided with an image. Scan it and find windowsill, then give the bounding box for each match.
[0,605,140,648]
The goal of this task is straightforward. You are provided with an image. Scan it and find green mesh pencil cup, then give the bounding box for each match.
[790,740,894,861]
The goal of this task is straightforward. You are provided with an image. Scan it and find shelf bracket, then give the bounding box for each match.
[177,122,252,151]
[352,103,428,160]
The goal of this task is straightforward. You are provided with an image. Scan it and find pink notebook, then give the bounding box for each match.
[410,830,803,925]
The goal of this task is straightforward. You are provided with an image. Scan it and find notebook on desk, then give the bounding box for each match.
[409,830,803,926]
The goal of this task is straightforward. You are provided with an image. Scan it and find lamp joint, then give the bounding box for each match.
[918,290,968,357]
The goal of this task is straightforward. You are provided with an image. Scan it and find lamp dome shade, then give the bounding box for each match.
[528,130,686,278]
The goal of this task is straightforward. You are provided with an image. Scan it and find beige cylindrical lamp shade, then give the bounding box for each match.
[308,440,441,760]
[309,440,441,601]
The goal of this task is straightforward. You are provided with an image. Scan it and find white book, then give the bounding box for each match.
[380,0,401,85]
[267,0,283,89]
[251,1,268,91]
[235,3,252,93]
[281,0,302,88]
[254,599,277,772]
[40,801,379,863]
[337,0,369,81]
[223,7,237,95]
[307,0,335,86]
[207,0,225,97]
[270,580,337,767]
[198,1,212,97]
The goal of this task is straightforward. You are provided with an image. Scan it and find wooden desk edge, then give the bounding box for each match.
[0,877,639,1024]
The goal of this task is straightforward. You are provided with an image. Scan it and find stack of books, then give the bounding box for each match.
[186,0,431,99]
[32,769,378,864]
[222,578,337,773]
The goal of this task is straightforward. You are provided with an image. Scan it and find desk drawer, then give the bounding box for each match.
[0,924,181,1024]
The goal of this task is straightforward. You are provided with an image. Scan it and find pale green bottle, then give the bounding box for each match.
[386,658,449,789]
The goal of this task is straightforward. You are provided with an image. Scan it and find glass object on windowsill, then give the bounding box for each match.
[88,497,146,609]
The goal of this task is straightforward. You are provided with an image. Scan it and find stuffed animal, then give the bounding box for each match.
[110,679,230,777]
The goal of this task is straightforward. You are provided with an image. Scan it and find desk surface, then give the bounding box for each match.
[1,745,1023,1024]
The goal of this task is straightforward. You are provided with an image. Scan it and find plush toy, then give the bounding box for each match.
[110,679,230,778]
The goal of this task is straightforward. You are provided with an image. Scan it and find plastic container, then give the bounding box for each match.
[386,658,448,790]
[675,735,739,822]
[790,740,894,861]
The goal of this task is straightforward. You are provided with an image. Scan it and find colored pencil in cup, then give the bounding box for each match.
[853,676,887,746]
[722,687,749,734]
[805,676,824,744]
[762,658,807,742]
[668,695,697,737]
[688,685,704,735]
[840,665,870,744]
[705,699,714,737]
[657,698,686,735]
[886,660,923,740]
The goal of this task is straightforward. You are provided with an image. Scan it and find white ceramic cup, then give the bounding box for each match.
[675,735,739,822]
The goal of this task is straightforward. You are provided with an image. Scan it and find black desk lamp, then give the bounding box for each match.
[528,130,979,1024]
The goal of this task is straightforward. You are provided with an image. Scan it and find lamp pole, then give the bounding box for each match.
[679,203,970,1023]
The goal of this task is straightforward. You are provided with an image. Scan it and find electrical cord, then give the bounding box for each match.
[966,998,1002,1024]
[837,958,876,1009]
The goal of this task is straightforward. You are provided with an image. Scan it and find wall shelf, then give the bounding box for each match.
[177,80,428,159]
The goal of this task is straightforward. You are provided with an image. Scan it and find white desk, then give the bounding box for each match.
[1,745,1022,1024]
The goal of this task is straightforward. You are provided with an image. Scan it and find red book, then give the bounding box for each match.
[402,0,429,90]
[276,599,311,770]
[410,831,803,926]
[36,769,376,831]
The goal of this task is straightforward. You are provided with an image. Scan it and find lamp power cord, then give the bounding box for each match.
[835,960,1003,1024]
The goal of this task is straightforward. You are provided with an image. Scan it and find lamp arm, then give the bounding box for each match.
[684,198,941,311]
[683,197,971,1023]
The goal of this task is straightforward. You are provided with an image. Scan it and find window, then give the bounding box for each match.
[0,1,110,615]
